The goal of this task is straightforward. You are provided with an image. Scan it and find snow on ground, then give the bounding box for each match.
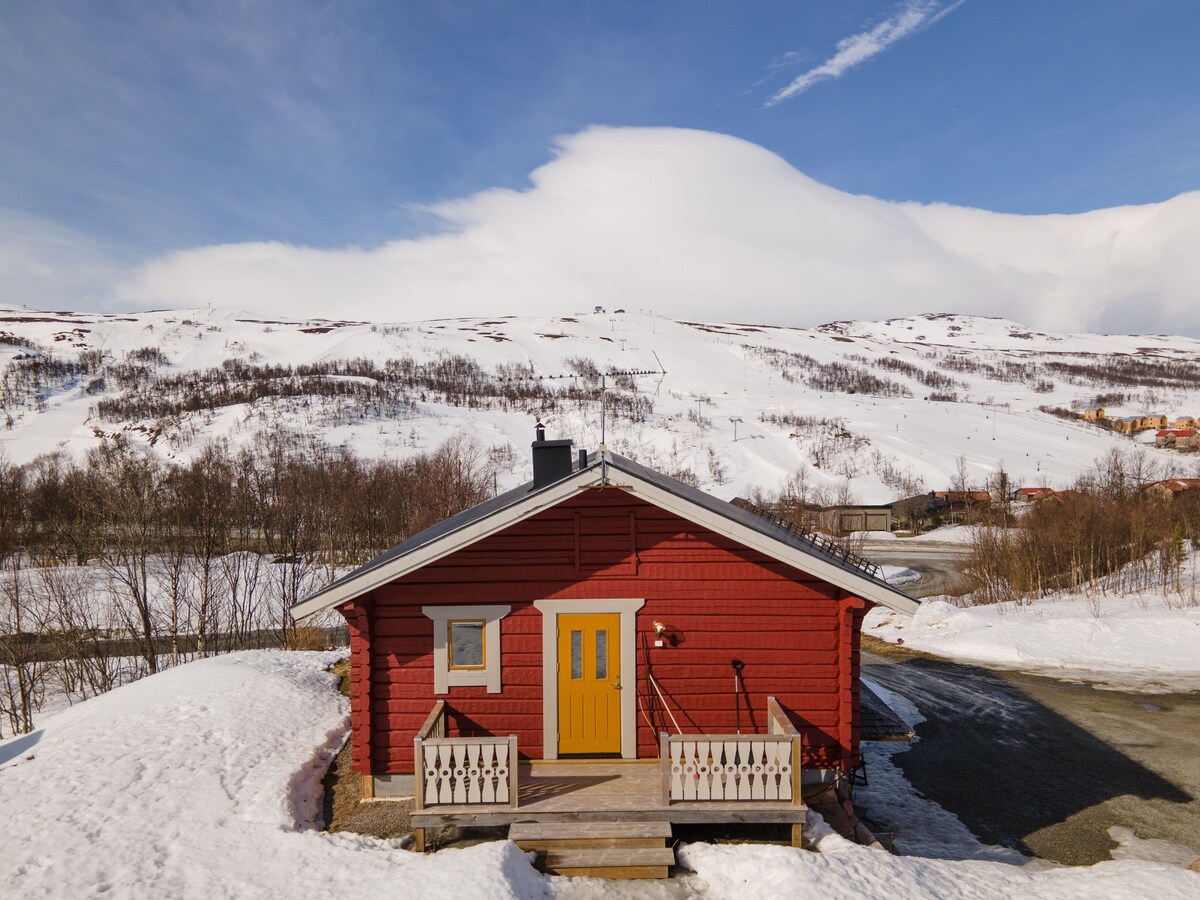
[1,651,547,900]
[881,565,922,586]
[866,592,1200,693]
[676,830,1198,900]
[858,525,978,545]
[3,650,1198,898]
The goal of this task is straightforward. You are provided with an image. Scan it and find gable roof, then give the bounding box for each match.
[292,450,921,619]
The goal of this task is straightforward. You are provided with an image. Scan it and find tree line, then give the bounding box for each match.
[967,450,1200,605]
[0,430,495,737]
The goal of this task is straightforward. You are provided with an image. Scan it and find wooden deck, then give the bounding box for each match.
[410,760,807,828]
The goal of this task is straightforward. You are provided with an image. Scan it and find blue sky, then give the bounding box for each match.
[3,1,1200,331]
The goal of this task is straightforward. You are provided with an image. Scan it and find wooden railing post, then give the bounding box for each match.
[767,696,782,735]
[765,696,804,807]
[660,733,671,806]
[791,734,802,806]
[413,736,425,811]
[508,734,519,809]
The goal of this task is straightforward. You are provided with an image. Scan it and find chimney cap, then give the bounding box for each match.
[531,424,573,488]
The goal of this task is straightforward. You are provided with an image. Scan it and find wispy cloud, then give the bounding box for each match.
[765,0,967,106]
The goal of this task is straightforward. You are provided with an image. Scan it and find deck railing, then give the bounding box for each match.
[413,701,518,810]
[660,697,803,805]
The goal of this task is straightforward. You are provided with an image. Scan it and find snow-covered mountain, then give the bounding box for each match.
[4,304,1200,504]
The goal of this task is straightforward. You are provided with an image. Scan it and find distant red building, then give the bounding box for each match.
[1156,429,1198,449]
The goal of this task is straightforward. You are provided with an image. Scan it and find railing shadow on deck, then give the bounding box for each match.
[517,768,623,803]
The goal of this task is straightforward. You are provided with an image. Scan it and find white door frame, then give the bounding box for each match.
[533,598,644,759]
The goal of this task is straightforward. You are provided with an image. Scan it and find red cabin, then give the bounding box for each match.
[295,429,918,863]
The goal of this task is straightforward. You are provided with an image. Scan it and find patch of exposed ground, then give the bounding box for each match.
[321,659,414,839]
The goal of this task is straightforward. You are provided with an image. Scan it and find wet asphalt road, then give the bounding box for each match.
[861,641,1200,865]
[862,543,974,598]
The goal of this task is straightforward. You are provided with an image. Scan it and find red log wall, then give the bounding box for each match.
[341,487,867,776]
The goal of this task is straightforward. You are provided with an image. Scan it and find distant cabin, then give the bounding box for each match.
[1014,487,1055,502]
[1143,478,1200,501]
[1156,429,1198,450]
[818,504,893,534]
[1113,414,1167,434]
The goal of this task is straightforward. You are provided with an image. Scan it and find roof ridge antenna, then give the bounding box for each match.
[533,362,666,466]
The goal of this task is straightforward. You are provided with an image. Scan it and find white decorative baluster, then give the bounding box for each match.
[439,745,455,805]
[707,743,722,800]
[764,741,780,800]
[681,741,697,800]
[423,744,440,806]
[750,741,765,800]
[466,743,482,804]
[692,741,708,800]
[481,745,497,804]
[451,744,467,803]
[672,744,681,801]
[494,741,510,804]
[719,741,735,800]
[777,742,792,800]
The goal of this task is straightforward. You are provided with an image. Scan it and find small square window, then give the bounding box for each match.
[422,604,510,694]
[449,620,485,669]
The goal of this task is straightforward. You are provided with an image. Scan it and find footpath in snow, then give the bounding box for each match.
[4,651,1199,898]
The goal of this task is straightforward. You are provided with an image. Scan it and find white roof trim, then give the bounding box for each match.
[614,475,920,616]
[291,467,606,618]
[293,455,919,619]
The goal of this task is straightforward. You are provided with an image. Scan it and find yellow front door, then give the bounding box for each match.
[558,613,621,755]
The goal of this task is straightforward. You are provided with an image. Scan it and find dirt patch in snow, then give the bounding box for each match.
[321,660,414,840]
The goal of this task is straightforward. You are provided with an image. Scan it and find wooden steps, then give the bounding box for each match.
[509,820,675,879]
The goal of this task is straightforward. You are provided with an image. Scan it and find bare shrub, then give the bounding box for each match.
[966,449,1200,605]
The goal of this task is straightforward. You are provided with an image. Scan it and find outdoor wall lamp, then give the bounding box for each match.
[652,620,681,647]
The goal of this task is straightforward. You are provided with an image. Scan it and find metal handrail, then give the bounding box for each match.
[738,501,883,579]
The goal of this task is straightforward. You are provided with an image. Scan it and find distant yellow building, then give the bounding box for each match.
[1172,416,1197,429]
[1082,408,1105,420]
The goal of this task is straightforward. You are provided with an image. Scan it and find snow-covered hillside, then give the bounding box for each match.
[4,305,1200,503]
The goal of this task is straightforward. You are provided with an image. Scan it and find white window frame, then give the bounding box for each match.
[422,604,511,694]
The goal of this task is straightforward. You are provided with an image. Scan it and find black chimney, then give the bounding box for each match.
[531,422,573,489]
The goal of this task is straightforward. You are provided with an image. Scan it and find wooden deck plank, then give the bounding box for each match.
[517,837,666,850]
[546,865,669,880]
[541,847,676,868]
[509,821,672,840]
[411,759,807,828]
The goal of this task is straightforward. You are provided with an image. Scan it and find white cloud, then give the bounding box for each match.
[766,0,967,105]
[4,126,1199,338]
[105,127,1200,337]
